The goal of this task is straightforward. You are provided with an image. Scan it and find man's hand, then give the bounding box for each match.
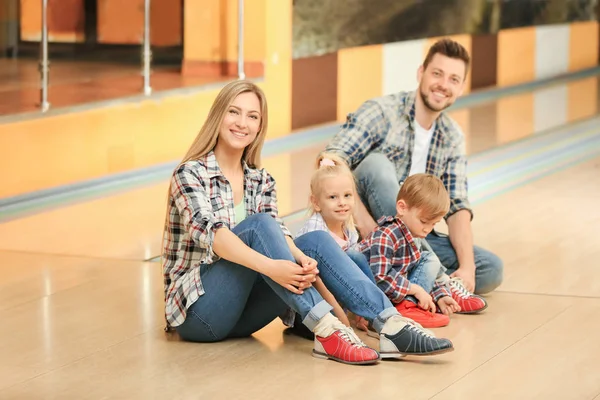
[446,210,476,292]
[450,265,475,292]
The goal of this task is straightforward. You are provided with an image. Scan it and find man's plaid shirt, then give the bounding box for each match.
[325,90,472,219]
[162,151,291,328]
[358,216,451,303]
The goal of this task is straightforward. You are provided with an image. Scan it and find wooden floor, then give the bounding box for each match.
[1,143,599,398]
[0,58,238,116]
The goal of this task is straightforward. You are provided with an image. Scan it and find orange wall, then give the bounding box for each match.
[337,44,383,121]
[497,27,536,87]
[97,0,181,46]
[20,0,181,45]
[568,21,599,72]
[182,0,266,77]
[20,0,85,43]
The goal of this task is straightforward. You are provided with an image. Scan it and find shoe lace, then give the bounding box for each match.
[336,325,369,348]
[449,277,472,299]
[392,315,435,338]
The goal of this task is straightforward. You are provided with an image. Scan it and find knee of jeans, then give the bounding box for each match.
[421,252,443,279]
[176,314,226,343]
[297,230,333,246]
[345,248,362,260]
[245,213,280,233]
[476,252,504,294]
[354,153,396,182]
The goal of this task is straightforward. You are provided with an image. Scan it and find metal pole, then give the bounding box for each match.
[39,0,50,112]
[237,0,245,80]
[142,0,152,95]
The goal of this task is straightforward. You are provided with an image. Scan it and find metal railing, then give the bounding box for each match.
[237,0,245,80]
[36,0,246,113]
[39,0,50,112]
[142,0,152,95]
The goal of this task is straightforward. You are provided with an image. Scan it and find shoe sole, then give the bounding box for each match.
[312,350,381,365]
[455,302,488,314]
[380,346,454,359]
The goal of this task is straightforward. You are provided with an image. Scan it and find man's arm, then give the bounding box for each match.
[354,195,378,238]
[324,100,387,170]
[446,210,476,291]
[441,126,476,291]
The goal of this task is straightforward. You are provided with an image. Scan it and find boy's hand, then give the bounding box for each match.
[437,296,461,315]
[411,285,436,313]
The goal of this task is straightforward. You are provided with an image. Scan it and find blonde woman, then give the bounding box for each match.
[162,80,454,365]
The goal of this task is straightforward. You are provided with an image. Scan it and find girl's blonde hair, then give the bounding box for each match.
[309,152,357,229]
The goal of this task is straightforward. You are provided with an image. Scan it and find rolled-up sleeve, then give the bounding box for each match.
[170,165,224,261]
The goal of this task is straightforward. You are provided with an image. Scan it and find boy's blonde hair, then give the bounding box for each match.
[396,174,450,220]
[308,153,357,227]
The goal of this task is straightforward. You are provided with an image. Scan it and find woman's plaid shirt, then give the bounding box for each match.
[162,151,291,327]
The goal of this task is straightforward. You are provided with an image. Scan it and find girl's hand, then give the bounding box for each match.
[263,259,317,294]
[296,253,319,278]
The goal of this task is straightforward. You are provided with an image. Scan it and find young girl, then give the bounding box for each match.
[296,153,375,330]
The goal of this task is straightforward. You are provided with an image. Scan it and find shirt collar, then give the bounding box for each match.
[204,150,262,182]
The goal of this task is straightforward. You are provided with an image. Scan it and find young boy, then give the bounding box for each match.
[358,173,487,328]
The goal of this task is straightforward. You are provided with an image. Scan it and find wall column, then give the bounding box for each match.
[183,0,266,78]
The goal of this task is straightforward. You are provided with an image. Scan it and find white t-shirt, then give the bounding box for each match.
[409,120,435,176]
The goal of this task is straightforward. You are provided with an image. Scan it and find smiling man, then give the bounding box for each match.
[324,38,503,295]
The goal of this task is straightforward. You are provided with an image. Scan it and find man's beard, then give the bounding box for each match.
[419,86,453,112]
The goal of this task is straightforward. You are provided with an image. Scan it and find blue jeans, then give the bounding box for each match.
[345,248,375,283]
[354,153,503,295]
[405,250,444,304]
[176,213,398,342]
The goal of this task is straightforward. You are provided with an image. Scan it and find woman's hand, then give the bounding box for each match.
[296,253,319,279]
[263,259,317,294]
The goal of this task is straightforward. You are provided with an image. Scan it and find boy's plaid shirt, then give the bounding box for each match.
[162,151,291,328]
[325,90,472,219]
[358,216,451,303]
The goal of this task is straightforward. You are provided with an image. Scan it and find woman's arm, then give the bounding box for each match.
[171,164,310,294]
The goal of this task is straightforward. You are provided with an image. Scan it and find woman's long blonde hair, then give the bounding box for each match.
[163,80,269,238]
[180,80,269,168]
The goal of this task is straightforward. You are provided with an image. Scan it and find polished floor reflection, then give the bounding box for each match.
[1,74,600,398]
[0,58,237,116]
